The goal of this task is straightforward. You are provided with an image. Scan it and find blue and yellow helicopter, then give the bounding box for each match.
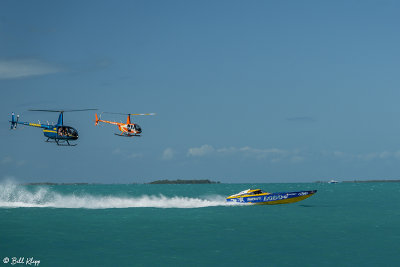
[9,109,97,146]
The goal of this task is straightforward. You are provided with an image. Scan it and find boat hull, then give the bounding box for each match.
[226,190,317,205]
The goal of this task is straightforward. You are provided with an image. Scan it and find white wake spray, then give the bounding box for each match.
[0,181,236,209]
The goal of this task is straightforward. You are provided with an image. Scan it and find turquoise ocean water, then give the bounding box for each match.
[0,181,399,266]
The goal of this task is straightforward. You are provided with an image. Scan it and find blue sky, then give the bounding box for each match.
[1,0,400,183]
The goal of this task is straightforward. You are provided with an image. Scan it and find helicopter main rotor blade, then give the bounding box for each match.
[29,109,62,112]
[129,113,156,116]
[103,112,155,116]
[29,109,98,113]
[103,112,130,115]
[62,109,98,112]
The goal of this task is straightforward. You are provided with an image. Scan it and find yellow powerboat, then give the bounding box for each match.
[226,189,317,205]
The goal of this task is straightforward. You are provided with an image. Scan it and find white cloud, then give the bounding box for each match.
[216,146,288,160]
[129,153,143,159]
[0,59,61,79]
[357,153,379,161]
[111,148,142,159]
[187,145,215,157]
[112,148,122,155]
[379,151,391,159]
[329,150,400,161]
[162,148,175,160]
[332,151,346,157]
[187,145,301,163]
[16,160,26,166]
[1,156,26,166]
[291,156,305,163]
[1,156,13,164]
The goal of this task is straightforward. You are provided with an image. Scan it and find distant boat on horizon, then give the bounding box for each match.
[328,179,339,184]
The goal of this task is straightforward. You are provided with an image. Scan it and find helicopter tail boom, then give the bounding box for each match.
[94,113,120,126]
[9,112,53,130]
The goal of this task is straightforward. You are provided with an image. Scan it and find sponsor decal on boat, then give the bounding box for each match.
[247,197,262,201]
[263,194,289,201]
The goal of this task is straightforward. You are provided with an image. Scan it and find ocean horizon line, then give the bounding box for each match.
[15,179,400,186]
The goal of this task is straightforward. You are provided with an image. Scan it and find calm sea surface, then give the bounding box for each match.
[0,182,399,266]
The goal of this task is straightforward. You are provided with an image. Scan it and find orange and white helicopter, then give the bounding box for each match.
[95,112,155,137]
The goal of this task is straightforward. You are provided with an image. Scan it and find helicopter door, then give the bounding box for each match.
[58,126,67,136]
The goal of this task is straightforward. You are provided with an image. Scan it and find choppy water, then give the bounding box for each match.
[0,181,399,266]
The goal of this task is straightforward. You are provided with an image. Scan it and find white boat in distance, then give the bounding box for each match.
[328,179,339,184]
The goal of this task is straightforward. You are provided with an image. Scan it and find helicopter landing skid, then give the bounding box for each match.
[46,138,77,146]
[114,133,141,137]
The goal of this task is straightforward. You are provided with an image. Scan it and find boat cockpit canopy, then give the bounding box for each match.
[230,189,265,197]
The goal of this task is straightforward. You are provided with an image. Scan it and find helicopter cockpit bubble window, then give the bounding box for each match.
[134,124,142,132]
[66,127,78,137]
[58,126,78,137]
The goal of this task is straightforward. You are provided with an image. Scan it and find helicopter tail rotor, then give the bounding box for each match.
[95,113,99,126]
[10,112,19,129]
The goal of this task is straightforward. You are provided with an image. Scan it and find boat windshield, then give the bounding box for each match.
[230,189,265,197]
